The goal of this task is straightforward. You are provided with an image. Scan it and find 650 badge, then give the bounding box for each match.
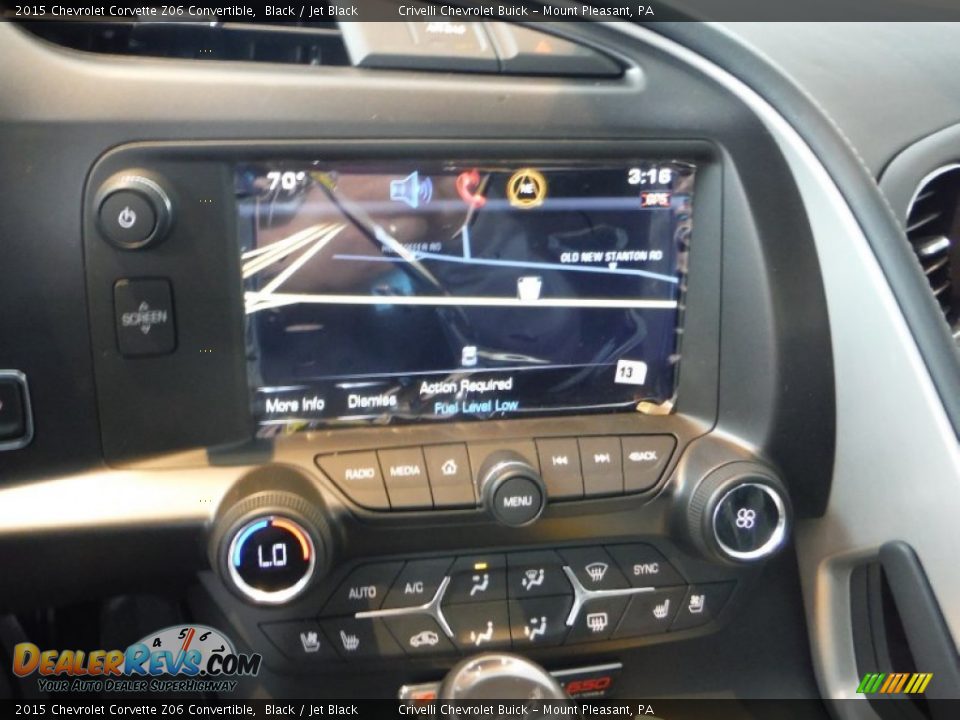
[13,625,261,683]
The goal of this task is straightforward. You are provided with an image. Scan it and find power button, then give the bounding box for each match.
[95,172,173,250]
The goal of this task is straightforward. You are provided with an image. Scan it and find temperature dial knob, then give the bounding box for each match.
[686,462,790,563]
[212,488,332,605]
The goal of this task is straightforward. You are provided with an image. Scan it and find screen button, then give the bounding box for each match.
[579,437,624,496]
[0,376,26,443]
[382,558,453,609]
[316,452,390,510]
[423,444,475,508]
[621,436,676,493]
[536,438,584,499]
[378,447,432,509]
[114,278,176,357]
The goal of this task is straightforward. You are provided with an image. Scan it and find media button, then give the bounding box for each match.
[621,435,676,493]
[536,438,584,499]
[378,447,432,509]
[316,452,389,510]
[382,558,453,609]
[423,444,475,508]
[322,562,403,616]
[579,437,623,496]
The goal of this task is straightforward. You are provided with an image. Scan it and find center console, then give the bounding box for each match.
[79,138,803,685]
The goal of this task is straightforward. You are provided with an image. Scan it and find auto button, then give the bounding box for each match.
[322,562,403,616]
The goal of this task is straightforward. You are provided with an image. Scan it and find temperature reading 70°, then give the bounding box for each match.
[266,170,306,192]
[628,167,673,186]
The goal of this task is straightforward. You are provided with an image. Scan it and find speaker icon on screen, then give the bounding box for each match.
[390,171,433,209]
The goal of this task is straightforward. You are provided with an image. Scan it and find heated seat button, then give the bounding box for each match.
[445,555,507,604]
[99,190,157,248]
[320,617,403,660]
[509,596,572,648]
[670,582,735,632]
[507,550,571,598]
[614,587,687,639]
[316,452,389,510]
[445,601,511,652]
[579,437,623,496]
[621,436,676,493]
[322,562,403,616]
[536,438,584,499]
[383,558,453,609]
[606,544,686,588]
[423,444,475,507]
[559,547,629,591]
[566,596,628,643]
[384,615,455,656]
[378,447,432,509]
[114,278,176,357]
[260,620,338,663]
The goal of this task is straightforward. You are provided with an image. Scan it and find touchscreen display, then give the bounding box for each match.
[235,161,695,433]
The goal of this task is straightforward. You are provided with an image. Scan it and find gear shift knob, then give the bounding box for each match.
[439,652,567,703]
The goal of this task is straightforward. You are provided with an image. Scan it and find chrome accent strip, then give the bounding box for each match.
[355,576,454,638]
[562,566,654,627]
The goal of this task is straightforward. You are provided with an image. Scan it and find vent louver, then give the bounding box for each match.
[16,20,349,67]
[905,164,960,341]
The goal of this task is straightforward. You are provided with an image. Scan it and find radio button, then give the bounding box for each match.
[445,555,507,604]
[316,452,389,510]
[509,596,572,648]
[606,544,685,588]
[383,558,453,609]
[507,550,570,598]
[378,447,432,509]
[535,438,584,499]
[614,587,686,639]
[322,562,403,616]
[670,582,735,632]
[423,444,475,508]
[621,436,676,493]
[445,601,511,652]
[579,437,623,496]
[559,547,628,591]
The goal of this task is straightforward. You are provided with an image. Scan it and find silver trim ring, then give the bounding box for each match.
[711,482,787,562]
[226,515,317,605]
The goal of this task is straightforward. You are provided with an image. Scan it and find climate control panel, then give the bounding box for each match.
[256,543,736,665]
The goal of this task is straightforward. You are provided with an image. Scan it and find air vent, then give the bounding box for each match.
[17,20,349,66]
[905,164,960,341]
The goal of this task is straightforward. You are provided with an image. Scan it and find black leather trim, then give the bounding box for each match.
[648,21,960,436]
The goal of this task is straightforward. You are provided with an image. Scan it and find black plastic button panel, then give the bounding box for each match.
[315,435,675,512]
[295,544,734,662]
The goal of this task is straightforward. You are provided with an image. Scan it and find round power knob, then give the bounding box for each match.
[687,463,790,563]
[211,490,332,605]
[477,451,546,527]
[95,170,173,250]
